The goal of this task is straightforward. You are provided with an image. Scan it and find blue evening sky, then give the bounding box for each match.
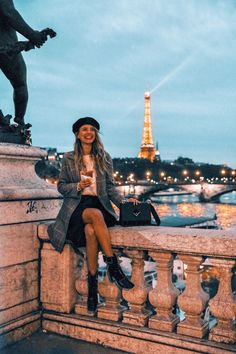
[1,0,236,167]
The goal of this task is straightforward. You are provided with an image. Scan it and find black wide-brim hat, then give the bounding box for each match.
[72,117,100,134]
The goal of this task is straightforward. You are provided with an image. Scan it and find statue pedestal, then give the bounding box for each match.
[0,142,62,349]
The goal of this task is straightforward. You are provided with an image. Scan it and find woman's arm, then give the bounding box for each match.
[57,156,80,198]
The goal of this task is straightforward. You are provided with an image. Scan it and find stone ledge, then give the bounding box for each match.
[0,142,46,159]
[0,187,61,201]
[38,222,236,258]
[42,312,236,354]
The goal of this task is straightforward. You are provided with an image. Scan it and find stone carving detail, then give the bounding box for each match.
[148,251,180,332]
[0,110,32,145]
[208,258,236,344]
[122,250,152,326]
[177,255,209,338]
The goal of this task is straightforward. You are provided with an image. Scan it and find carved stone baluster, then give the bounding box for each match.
[208,258,236,344]
[97,250,125,321]
[177,255,209,338]
[97,276,125,321]
[122,250,152,327]
[148,251,180,332]
[74,252,94,317]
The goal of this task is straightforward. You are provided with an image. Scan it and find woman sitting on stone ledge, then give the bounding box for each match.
[48,117,137,313]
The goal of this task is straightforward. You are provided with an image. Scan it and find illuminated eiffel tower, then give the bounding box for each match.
[138,91,156,162]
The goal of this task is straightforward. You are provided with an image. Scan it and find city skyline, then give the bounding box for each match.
[0,0,236,167]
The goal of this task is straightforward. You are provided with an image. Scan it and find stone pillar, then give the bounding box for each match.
[74,252,95,317]
[208,258,236,344]
[98,251,126,321]
[122,250,152,327]
[41,243,80,313]
[177,255,209,338]
[97,274,125,321]
[0,143,61,346]
[148,252,180,332]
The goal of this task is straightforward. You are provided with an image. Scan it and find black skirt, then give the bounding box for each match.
[66,195,117,248]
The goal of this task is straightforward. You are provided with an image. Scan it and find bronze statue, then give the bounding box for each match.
[0,0,56,144]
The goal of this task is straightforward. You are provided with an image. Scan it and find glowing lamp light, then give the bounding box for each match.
[182,170,188,176]
[221,169,226,175]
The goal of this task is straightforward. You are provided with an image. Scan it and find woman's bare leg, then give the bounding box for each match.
[83,208,134,290]
[84,223,98,275]
[82,208,113,257]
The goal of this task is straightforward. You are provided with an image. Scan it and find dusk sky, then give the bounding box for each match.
[1,0,236,167]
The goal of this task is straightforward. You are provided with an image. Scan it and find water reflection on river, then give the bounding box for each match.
[151,191,236,230]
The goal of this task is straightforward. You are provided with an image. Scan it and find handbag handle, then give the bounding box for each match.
[150,204,161,226]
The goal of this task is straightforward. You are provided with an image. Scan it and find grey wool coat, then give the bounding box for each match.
[47,151,123,253]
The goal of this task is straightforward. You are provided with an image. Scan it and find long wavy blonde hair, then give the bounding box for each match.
[74,128,110,174]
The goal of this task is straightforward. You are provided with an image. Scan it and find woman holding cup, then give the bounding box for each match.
[48,117,137,313]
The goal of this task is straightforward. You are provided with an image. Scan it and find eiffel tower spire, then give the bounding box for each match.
[138,91,156,161]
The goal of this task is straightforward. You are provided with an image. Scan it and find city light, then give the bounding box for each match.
[221,169,226,175]
[127,173,135,182]
[146,171,151,181]
[182,170,188,176]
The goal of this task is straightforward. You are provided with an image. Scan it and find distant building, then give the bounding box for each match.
[40,147,64,162]
[155,141,161,161]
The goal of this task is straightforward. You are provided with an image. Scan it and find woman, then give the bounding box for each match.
[48,117,136,313]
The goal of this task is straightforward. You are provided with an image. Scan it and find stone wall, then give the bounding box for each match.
[0,143,61,348]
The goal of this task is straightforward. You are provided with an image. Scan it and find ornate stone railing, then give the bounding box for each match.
[38,224,236,353]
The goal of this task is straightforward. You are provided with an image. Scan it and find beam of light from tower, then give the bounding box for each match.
[150,54,193,94]
[122,53,194,121]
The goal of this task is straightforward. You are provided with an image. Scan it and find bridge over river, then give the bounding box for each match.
[116,182,167,199]
[179,182,236,202]
[116,182,236,202]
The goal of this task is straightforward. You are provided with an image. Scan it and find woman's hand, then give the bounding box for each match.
[78,179,92,190]
[127,197,140,205]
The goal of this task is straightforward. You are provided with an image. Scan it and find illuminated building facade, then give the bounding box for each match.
[138,91,157,162]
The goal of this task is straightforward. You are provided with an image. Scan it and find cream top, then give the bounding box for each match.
[81,155,97,196]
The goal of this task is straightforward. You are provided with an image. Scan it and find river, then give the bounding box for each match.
[151,190,236,230]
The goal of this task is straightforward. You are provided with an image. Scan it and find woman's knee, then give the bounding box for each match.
[83,208,104,224]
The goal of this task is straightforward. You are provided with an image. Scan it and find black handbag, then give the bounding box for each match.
[119,201,161,227]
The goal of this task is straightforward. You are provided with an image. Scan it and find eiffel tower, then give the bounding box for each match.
[138,91,156,162]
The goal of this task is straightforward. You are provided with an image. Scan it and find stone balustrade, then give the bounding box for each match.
[38,224,236,353]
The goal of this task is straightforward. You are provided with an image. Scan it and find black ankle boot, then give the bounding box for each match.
[103,255,134,290]
[87,272,98,312]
